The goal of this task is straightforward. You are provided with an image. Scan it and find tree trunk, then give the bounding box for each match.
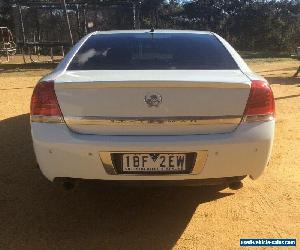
[293,66,300,77]
[61,0,73,46]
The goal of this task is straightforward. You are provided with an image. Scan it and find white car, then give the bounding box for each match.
[30,30,275,188]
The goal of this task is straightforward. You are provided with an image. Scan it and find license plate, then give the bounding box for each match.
[122,153,186,172]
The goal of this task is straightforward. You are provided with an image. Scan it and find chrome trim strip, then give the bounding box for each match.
[100,152,118,175]
[56,81,250,89]
[243,114,274,123]
[30,115,64,123]
[65,116,241,126]
[99,151,208,176]
[192,151,209,174]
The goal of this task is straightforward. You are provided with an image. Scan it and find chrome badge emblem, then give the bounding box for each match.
[144,92,162,107]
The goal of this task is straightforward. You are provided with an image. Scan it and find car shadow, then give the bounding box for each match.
[0,114,233,249]
[275,94,300,100]
[256,67,298,74]
[266,76,300,85]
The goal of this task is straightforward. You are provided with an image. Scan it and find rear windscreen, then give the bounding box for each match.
[68,33,238,70]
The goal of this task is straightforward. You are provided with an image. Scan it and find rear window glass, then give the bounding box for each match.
[68,33,238,70]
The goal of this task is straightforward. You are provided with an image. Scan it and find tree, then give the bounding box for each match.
[0,0,14,30]
[0,0,299,52]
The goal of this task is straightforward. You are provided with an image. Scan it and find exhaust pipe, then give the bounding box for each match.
[63,180,75,190]
[228,181,243,190]
[53,178,76,190]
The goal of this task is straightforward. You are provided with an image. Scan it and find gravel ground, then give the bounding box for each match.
[0,57,299,249]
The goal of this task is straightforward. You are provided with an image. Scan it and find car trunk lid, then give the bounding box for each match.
[54,70,250,135]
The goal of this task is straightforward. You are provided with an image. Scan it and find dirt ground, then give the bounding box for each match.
[0,56,299,249]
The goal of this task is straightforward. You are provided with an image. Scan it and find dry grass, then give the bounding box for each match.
[0,56,299,249]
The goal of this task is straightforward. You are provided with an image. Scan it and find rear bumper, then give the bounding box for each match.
[53,176,246,187]
[31,120,275,182]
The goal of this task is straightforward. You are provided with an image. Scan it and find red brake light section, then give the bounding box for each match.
[30,81,62,117]
[244,80,275,118]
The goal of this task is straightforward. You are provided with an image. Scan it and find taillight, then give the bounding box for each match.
[243,80,275,122]
[30,81,63,123]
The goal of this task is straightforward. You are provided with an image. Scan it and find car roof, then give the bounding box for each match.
[92,30,213,35]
